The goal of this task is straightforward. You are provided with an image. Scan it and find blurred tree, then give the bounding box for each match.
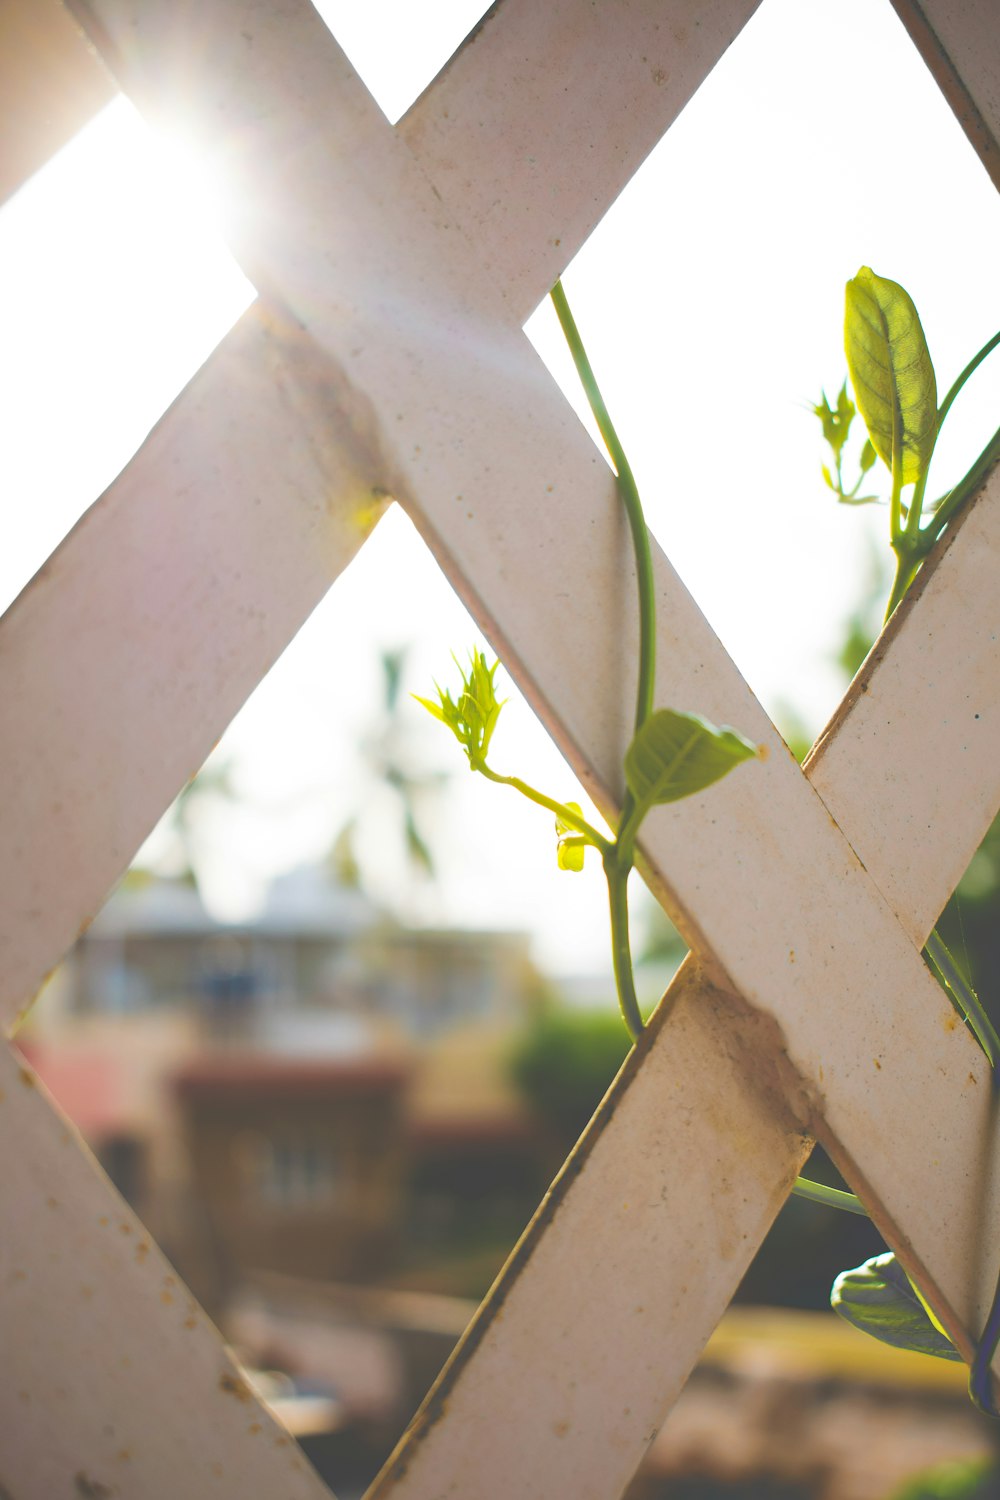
[329,646,449,891]
[124,756,237,895]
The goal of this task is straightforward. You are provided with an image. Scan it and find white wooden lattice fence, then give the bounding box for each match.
[2,4,1000,1497]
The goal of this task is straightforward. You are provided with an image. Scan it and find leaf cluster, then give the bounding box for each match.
[814,381,879,505]
[818,266,1000,619]
[413,648,505,770]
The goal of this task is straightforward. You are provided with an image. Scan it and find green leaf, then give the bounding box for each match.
[844,267,937,485]
[860,437,878,474]
[831,1252,960,1361]
[555,801,586,872]
[624,709,757,820]
[412,693,447,726]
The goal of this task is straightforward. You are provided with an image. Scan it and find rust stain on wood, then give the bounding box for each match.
[218,1371,253,1403]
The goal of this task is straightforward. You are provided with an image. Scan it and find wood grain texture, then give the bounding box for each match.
[399,0,763,322]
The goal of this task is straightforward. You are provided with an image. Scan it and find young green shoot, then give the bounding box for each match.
[825,266,1000,622]
[418,283,757,1044]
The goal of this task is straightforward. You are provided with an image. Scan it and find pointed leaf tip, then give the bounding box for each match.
[624,709,756,817]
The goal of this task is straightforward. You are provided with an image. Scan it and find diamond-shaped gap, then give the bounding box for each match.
[525,0,1000,747]
[115,505,650,982]
[0,94,254,616]
[17,501,682,1491]
[311,0,495,124]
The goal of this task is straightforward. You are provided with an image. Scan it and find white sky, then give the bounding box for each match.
[2,0,999,981]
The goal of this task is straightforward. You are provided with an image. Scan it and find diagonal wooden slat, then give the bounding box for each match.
[808,487,1000,949]
[373,958,813,1500]
[0,1043,331,1500]
[0,0,115,204]
[0,4,997,1499]
[398,0,763,323]
[890,0,1000,192]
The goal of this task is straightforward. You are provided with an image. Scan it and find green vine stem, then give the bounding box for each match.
[931,421,1000,538]
[882,327,1000,622]
[476,764,611,855]
[422,361,755,1045]
[604,852,644,1042]
[925,929,1000,1073]
[549,278,656,1040]
[971,1275,1000,1414]
[791,1178,867,1216]
[549,280,657,742]
[935,330,1000,437]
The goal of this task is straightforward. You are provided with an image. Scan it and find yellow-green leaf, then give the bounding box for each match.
[624,710,757,822]
[555,801,587,872]
[556,839,585,872]
[844,267,937,485]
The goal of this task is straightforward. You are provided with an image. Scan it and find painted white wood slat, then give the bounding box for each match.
[369,961,813,1500]
[890,0,1000,191]
[0,1043,333,1499]
[808,489,1000,948]
[398,0,763,323]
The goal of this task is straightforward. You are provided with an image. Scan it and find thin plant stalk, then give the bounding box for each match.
[549,280,657,740]
[925,929,1000,1073]
[792,1178,867,1216]
[549,278,656,1040]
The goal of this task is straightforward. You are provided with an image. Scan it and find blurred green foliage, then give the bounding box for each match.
[889,1459,999,1500]
[508,1005,632,1142]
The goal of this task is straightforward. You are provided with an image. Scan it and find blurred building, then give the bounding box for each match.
[19,868,547,1305]
[174,1051,411,1300]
